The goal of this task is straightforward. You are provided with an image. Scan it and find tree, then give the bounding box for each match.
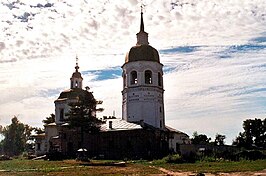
[0,116,33,156]
[42,113,55,125]
[33,127,45,134]
[191,131,211,144]
[214,133,226,145]
[66,89,103,148]
[233,118,266,149]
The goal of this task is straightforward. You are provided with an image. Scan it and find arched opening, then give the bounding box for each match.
[123,73,126,87]
[145,70,152,84]
[158,72,162,86]
[60,109,64,121]
[130,71,137,85]
[71,81,74,88]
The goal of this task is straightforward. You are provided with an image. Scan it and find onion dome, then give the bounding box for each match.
[125,11,160,63]
[125,45,160,63]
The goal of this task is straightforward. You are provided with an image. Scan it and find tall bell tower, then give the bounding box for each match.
[122,10,165,129]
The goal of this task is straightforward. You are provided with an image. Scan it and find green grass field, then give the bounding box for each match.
[0,159,265,175]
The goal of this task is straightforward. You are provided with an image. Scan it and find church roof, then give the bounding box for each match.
[101,119,142,131]
[125,45,160,63]
[55,88,95,103]
[165,126,189,136]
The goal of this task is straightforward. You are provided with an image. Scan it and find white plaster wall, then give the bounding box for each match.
[122,61,165,129]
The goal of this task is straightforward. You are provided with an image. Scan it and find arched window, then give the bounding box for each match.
[145,70,152,84]
[60,109,64,121]
[158,72,162,86]
[71,81,74,88]
[123,73,126,87]
[130,71,137,85]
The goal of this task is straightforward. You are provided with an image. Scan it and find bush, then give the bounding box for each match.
[163,154,183,163]
[236,150,265,161]
[183,151,197,163]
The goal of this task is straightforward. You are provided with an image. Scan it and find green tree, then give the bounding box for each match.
[0,116,33,156]
[233,118,266,149]
[214,133,226,145]
[66,89,103,148]
[42,113,55,125]
[33,127,45,134]
[191,131,211,144]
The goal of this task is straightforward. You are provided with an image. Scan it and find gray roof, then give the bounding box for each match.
[101,119,142,131]
[165,125,189,136]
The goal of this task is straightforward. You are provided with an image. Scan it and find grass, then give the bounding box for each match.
[152,160,266,174]
[0,159,265,175]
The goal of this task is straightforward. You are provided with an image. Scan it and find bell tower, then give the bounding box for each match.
[70,56,83,89]
[122,11,165,129]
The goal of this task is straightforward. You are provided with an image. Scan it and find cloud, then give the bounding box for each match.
[0,0,265,144]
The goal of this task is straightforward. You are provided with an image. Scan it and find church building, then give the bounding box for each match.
[33,11,190,159]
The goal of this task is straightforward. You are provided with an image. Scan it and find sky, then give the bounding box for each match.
[0,0,266,144]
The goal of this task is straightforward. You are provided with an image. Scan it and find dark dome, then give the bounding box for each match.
[56,88,95,103]
[72,71,82,79]
[125,45,160,63]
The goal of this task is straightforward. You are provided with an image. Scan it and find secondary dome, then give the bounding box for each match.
[72,71,82,78]
[55,88,95,104]
[125,45,160,63]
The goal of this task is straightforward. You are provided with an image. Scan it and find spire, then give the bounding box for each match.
[136,6,149,45]
[75,55,79,72]
[140,5,144,32]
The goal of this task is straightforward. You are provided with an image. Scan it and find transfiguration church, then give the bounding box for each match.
[33,11,190,159]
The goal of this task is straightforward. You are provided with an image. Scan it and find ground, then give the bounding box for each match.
[0,159,265,176]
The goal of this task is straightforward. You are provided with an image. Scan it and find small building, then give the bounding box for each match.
[166,126,191,153]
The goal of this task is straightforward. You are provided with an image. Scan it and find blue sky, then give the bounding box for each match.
[0,0,266,144]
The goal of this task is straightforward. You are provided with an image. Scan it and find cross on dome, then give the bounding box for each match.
[140,3,145,32]
[136,5,149,45]
[75,55,79,72]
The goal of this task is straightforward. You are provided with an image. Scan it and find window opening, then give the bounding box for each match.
[158,72,162,86]
[130,71,137,84]
[145,70,152,84]
[60,109,64,120]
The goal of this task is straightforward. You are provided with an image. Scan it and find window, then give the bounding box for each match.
[145,70,152,84]
[75,81,78,88]
[123,74,126,87]
[158,72,162,86]
[60,109,64,120]
[130,71,137,85]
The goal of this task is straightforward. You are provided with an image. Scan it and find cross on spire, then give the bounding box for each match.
[75,55,79,72]
[136,2,149,45]
[140,2,145,32]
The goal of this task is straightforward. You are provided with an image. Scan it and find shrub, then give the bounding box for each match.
[163,154,183,163]
[236,150,265,160]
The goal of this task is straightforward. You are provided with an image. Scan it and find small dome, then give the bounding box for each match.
[72,71,82,79]
[125,45,160,63]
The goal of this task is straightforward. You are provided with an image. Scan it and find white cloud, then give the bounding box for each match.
[0,0,265,144]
